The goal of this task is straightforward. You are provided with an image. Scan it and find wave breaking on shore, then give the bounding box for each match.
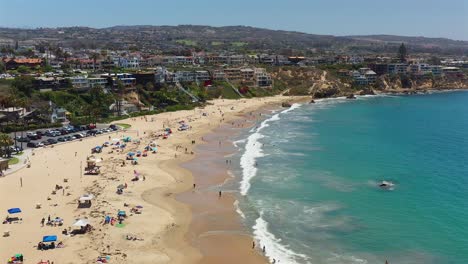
[239,103,301,196]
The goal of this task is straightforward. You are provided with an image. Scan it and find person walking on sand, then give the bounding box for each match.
[263,245,266,253]
[252,241,256,249]
[75,152,77,157]
[193,183,196,189]
[41,217,45,227]
[218,191,222,198]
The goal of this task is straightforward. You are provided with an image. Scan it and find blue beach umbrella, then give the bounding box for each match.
[118,210,126,216]
[128,152,135,156]
[7,208,21,214]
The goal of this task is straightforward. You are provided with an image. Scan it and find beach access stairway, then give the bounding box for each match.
[224,78,244,97]
[176,82,200,102]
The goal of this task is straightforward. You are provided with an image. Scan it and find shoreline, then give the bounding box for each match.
[175,98,308,264]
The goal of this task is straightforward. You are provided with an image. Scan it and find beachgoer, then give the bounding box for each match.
[219,191,222,198]
[75,152,77,157]
[252,241,256,249]
[263,246,266,253]
[193,183,196,189]
[41,217,45,226]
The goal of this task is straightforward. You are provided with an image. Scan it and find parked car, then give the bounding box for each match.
[109,124,118,131]
[73,134,83,139]
[47,138,58,144]
[57,137,66,142]
[36,130,44,136]
[10,146,23,153]
[27,142,40,148]
[41,140,51,146]
[86,130,97,136]
[64,135,73,141]
[17,136,30,143]
[26,132,40,140]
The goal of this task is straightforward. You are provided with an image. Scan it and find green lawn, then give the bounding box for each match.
[8,157,19,165]
[211,41,223,46]
[176,39,198,46]
[231,41,248,47]
[115,123,132,129]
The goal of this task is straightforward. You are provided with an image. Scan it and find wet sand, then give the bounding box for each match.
[178,109,276,264]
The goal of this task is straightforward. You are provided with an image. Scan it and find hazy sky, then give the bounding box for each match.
[1,0,467,40]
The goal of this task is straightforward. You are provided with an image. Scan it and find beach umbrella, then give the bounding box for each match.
[135,205,143,209]
[79,194,94,201]
[7,208,21,214]
[42,235,57,242]
[117,184,125,189]
[127,152,135,156]
[118,210,126,216]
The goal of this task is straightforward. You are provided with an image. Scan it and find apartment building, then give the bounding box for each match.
[254,68,273,87]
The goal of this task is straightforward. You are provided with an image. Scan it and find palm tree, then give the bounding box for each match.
[90,52,100,72]
[100,49,108,60]
[0,132,14,158]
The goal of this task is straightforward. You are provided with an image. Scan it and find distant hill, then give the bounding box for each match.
[0,25,467,55]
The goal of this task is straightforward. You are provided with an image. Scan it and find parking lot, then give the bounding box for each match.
[9,124,120,151]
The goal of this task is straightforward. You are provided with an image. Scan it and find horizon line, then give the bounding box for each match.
[0,24,467,42]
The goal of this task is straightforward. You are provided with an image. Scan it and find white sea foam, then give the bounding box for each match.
[253,214,309,264]
[239,103,301,196]
[233,200,246,219]
[232,139,246,147]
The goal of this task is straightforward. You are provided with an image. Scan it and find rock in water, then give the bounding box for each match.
[346,94,356,99]
[282,102,292,107]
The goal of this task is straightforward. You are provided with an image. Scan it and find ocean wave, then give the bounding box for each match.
[253,213,310,264]
[327,253,368,264]
[239,103,302,196]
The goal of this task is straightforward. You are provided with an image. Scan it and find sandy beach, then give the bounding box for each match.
[0,96,301,264]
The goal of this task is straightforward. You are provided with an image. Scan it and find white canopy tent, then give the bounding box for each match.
[73,219,90,227]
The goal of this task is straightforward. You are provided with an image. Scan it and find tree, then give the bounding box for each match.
[145,82,154,91]
[17,65,30,74]
[0,60,5,73]
[63,52,70,62]
[90,52,100,72]
[0,133,14,158]
[398,43,407,63]
[12,76,35,97]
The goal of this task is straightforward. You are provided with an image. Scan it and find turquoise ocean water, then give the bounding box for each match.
[230,91,468,264]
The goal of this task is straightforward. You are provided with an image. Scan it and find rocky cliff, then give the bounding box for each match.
[273,67,467,98]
